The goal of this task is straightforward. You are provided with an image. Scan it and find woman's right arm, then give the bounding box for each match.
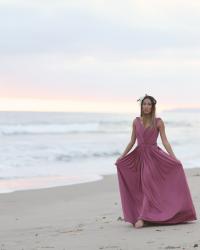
[116,118,137,161]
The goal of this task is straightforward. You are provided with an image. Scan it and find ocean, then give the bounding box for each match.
[0,110,199,193]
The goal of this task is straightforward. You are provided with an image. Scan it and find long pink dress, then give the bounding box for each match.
[115,117,197,225]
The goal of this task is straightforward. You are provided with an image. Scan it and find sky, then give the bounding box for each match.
[0,0,200,113]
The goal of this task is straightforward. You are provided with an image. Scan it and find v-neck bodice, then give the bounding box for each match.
[135,116,160,147]
[137,116,153,130]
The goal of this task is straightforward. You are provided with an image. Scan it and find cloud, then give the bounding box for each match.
[1,0,200,56]
[0,0,200,109]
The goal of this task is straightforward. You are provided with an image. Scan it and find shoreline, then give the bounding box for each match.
[0,174,105,194]
[0,166,199,195]
[0,168,199,249]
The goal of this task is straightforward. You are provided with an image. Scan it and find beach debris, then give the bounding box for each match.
[193,244,198,248]
[78,223,84,228]
[117,216,124,221]
[193,173,200,176]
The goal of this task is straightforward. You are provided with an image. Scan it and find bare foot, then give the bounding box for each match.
[134,219,144,228]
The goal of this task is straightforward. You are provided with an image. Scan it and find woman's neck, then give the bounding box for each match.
[142,114,152,120]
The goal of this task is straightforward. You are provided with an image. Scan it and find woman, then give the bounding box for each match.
[115,94,197,229]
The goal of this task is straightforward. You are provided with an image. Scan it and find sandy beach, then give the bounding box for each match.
[0,168,199,250]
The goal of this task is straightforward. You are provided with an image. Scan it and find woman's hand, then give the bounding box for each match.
[173,156,181,163]
[115,155,124,165]
[176,158,181,163]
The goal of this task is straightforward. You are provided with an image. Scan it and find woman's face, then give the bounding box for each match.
[142,98,152,114]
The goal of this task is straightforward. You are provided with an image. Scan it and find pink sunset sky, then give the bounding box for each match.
[0,0,200,113]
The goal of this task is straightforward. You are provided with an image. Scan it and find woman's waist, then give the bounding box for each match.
[137,142,158,147]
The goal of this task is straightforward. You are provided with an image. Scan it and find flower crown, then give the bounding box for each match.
[137,94,157,105]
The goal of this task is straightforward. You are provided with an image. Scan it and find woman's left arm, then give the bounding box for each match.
[157,118,179,160]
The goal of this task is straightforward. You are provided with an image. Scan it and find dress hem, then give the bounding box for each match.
[124,214,197,225]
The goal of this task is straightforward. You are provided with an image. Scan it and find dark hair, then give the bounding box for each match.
[142,95,157,105]
[137,94,157,128]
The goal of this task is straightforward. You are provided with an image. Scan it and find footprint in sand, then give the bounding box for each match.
[164,246,181,249]
[58,228,84,234]
[99,246,121,249]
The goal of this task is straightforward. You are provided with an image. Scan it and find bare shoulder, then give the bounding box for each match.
[156,117,165,128]
[156,117,164,122]
[133,117,138,123]
[132,117,137,127]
